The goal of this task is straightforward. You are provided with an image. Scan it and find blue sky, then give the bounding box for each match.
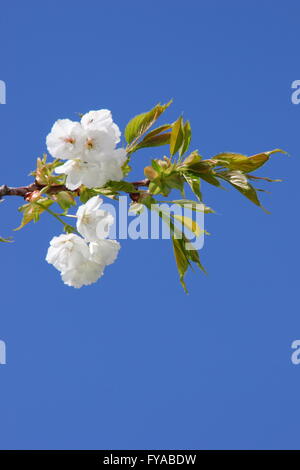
[0,0,299,450]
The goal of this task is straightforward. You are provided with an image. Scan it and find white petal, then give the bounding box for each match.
[46,234,89,273]
[76,196,114,242]
[81,109,112,130]
[46,119,84,160]
[90,239,120,266]
[61,260,104,288]
[85,195,103,212]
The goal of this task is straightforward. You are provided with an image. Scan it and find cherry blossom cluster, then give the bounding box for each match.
[46,110,127,190]
[46,196,120,288]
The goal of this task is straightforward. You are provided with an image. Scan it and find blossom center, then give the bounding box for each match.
[85,138,95,150]
[81,214,91,225]
[64,137,75,144]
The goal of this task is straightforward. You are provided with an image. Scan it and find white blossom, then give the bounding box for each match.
[61,260,104,288]
[90,239,120,266]
[81,128,117,163]
[46,233,90,273]
[76,196,114,242]
[46,109,127,191]
[46,198,121,288]
[81,109,121,144]
[100,148,127,181]
[45,110,125,288]
[55,159,108,190]
[46,119,84,160]
[46,233,106,288]
[55,149,127,190]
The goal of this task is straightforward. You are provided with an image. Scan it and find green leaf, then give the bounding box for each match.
[154,207,206,293]
[184,160,215,174]
[15,198,54,230]
[121,159,132,177]
[105,181,137,194]
[170,116,184,156]
[132,124,172,152]
[54,191,76,211]
[182,151,202,166]
[141,124,172,139]
[217,170,265,209]
[181,156,222,187]
[173,214,202,237]
[247,174,282,183]
[125,100,172,146]
[172,234,206,293]
[172,237,189,293]
[183,173,202,201]
[149,179,169,197]
[179,120,192,157]
[211,149,286,173]
[31,155,66,186]
[196,171,222,187]
[146,162,185,197]
[80,181,138,202]
[136,132,172,150]
[0,236,13,243]
[151,159,163,173]
[79,186,95,203]
[185,240,206,274]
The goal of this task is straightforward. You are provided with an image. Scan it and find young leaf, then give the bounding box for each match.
[179,120,192,157]
[181,155,223,187]
[183,173,202,201]
[172,237,190,293]
[173,214,202,237]
[80,181,138,202]
[134,132,172,151]
[182,151,202,166]
[170,116,184,156]
[15,198,54,230]
[196,171,222,187]
[172,235,206,293]
[154,204,206,292]
[0,236,13,243]
[185,239,206,274]
[105,181,137,194]
[132,124,172,152]
[53,191,76,211]
[125,101,172,146]
[216,170,265,209]
[211,149,286,173]
[151,159,163,173]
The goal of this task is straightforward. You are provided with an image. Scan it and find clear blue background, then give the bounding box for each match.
[0,0,299,450]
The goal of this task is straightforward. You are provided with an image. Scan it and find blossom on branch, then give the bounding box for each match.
[46,197,120,288]
[46,109,127,190]
[46,119,84,160]
[76,196,114,242]
[46,233,89,273]
[1,100,285,292]
[89,239,120,266]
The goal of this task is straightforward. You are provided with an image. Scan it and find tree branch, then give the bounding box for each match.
[131,179,150,188]
[130,178,150,202]
[0,182,73,199]
[0,179,150,200]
